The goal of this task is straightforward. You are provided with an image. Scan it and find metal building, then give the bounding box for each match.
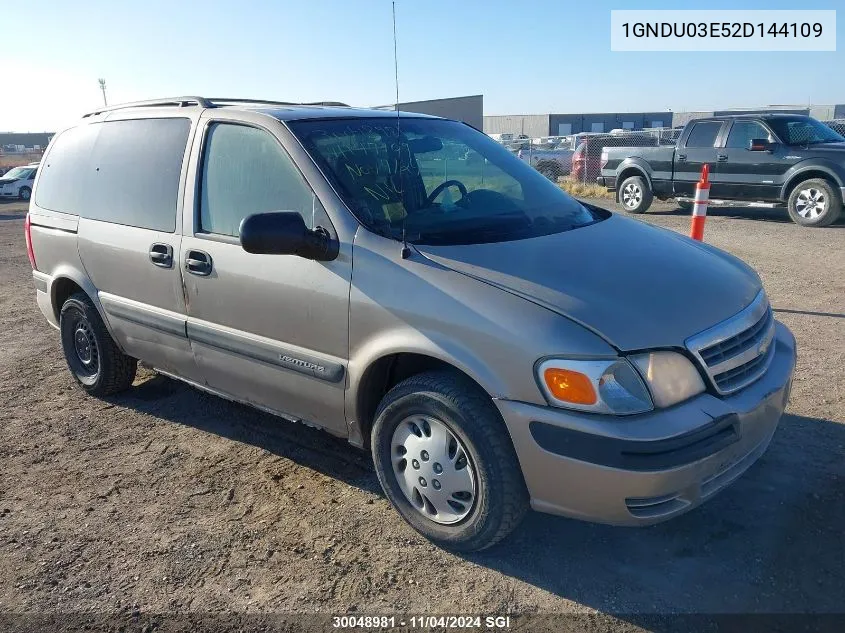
[375,95,484,130]
[484,112,671,136]
[0,132,54,152]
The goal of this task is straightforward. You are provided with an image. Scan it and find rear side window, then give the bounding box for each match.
[86,118,190,231]
[685,122,722,148]
[34,118,190,232]
[199,122,314,237]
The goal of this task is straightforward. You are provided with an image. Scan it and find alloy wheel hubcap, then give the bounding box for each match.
[796,188,826,219]
[623,183,642,208]
[391,415,476,524]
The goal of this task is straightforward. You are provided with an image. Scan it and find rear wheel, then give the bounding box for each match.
[787,178,842,227]
[371,371,528,552]
[60,293,137,396]
[618,175,653,214]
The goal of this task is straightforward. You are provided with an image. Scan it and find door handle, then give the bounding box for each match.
[717,154,728,162]
[677,154,687,161]
[185,250,212,276]
[149,243,173,268]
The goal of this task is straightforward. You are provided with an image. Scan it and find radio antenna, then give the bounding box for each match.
[393,1,411,259]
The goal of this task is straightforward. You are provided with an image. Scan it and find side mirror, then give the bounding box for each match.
[239,212,338,261]
[748,138,773,152]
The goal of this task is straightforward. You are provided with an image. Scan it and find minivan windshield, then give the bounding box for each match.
[289,118,601,245]
[767,117,845,146]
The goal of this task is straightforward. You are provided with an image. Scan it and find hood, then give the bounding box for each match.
[802,141,845,154]
[415,213,761,351]
[0,178,19,185]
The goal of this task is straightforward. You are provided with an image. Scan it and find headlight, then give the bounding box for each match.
[536,358,653,415]
[629,351,705,408]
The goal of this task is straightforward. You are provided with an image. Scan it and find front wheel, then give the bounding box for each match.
[371,371,528,552]
[618,175,653,214]
[19,186,31,201]
[787,178,842,227]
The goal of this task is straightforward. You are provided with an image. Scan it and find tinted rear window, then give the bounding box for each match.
[35,126,98,213]
[35,118,190,232]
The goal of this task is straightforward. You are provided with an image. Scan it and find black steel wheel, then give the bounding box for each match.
[59,292,136,395]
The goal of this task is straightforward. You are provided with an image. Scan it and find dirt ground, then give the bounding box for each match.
[0,199,843,631]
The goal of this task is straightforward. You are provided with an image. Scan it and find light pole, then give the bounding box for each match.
[98,78,107,106]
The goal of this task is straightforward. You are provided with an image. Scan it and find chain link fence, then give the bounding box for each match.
[493,120,845,188]
[825,119,845,136]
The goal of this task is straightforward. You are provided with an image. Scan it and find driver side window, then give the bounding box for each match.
[725,121,772,149]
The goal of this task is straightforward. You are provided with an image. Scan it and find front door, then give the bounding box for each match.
[673,120,727,197]
[717,119,792,201]
[180,113,352,434]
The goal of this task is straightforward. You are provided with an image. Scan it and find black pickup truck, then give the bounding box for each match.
[598,114,845,227]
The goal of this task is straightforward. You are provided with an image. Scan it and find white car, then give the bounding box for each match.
[0,163,39,201]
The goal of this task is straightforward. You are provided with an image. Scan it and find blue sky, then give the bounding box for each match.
[2,0,842,131]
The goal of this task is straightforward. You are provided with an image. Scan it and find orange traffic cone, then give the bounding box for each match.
[689,164,710,241]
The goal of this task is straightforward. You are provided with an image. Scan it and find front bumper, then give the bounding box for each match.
[496,321,796,526]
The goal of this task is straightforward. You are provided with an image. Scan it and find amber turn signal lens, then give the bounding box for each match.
[543,368,597,405]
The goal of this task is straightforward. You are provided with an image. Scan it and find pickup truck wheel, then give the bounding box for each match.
[60,292,137,396]
[371,370,528,552]
[618,176,653,214]
[787,179,842,227]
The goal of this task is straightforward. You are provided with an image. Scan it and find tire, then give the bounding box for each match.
[676,199,692,211]
[60,292,137,396]
[536,160,562,183]
[371,370,529,552]
[787,178,842,227]
[19,186,31,201]
[618,175,653,214]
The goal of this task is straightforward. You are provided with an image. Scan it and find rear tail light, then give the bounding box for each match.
[600,150,609,168]
[24,213,37,270]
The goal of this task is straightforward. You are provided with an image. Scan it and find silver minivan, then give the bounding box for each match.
[27,97,795,551]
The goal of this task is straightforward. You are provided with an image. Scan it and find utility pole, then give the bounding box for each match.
[98,78,107,106]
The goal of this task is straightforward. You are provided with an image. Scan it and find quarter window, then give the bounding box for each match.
[685,121,722,148]
[199,123,315,237]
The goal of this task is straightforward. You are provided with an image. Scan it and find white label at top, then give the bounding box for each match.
[610,10,836,51]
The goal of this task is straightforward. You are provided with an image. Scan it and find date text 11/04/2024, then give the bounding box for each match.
[332,615,512,629]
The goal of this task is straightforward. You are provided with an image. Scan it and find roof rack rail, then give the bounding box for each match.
[207,97,298,107]
[208,98,350,108]
[300,101,351,107]
[82,96,211,118]
[81,96,352,119]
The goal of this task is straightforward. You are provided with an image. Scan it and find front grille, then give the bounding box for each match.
[687,291,775,395]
